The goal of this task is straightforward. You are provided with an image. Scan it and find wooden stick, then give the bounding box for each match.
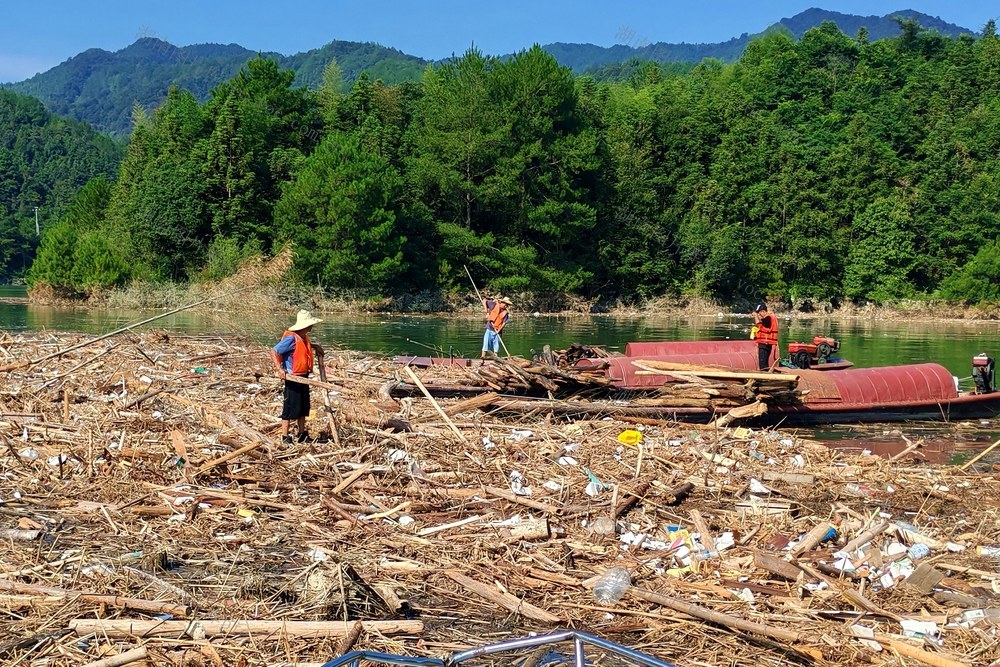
[318,362,341,447]
[0,579,189,616]
[282,374,348,393]
[192,440,267,476]
[79,646,148,667]
[444,571,562,623]
[958,438,1000,471]
[403,366,467,443]
[69,619,422,638]
[629,587,801,642]
[24,289,251,369]
[874,635,969,667]
[334,621,364,657]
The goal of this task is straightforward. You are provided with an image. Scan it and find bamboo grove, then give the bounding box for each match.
[23,20,1000,306]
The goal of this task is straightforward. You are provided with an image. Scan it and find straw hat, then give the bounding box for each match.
[289,309,323,331]
[499,296,513,305]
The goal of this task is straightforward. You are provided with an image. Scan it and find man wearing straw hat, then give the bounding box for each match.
[481,296,512,360]
[270,310,325,444]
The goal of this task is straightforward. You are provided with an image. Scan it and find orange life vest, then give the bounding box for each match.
[281,330,314,376]
[486,302,508,333]
[754,314,779,346]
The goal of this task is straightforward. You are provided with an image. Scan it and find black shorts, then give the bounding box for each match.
[281,379,311,419]
[757,343,773,371]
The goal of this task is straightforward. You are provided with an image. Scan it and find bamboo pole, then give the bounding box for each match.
[628,587,802,642]
[959,438,1000,471]
[69,619,422,638]
[464,264,511,358]
[21,287,251,370]
[403,366,467,443]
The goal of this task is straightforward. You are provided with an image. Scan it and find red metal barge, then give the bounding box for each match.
[601,358,999,425]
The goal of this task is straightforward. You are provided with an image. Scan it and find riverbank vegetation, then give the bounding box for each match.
[19,19,1000,312]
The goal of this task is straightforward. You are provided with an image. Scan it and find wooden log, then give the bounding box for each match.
[0,579,189,616]
[443,571,562,624]
[629,587,802,642]
[633,360,799,383]
[69,619,422,639]
[789,522,835,557]
[841,520,891,554]
[443,391,501,417]
[79,646,148,667]
[0,529,41,541]
[753,552,802,581]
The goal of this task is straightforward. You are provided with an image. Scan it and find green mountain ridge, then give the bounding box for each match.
[2,8,980,136]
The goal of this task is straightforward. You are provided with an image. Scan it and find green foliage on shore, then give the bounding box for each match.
[0,91,122,282]
[27,21,1000,306]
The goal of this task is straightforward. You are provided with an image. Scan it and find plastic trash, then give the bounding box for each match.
[590,516,616,536]
[592,566,631,604]
[844,483,876,497]
[977,546,1000,558]
[616,430,642,446]
[908,543,931,561]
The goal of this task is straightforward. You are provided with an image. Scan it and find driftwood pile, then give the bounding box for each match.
[391,355,800,425]
[0,330,999,667]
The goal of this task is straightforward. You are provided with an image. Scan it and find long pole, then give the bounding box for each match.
[463,265,511,358]
[7,285,254,372]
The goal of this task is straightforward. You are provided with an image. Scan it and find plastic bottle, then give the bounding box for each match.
[844,483,876,497]
[907,543,931,561]
[592,566,631,604]
[977,546,1000,558]
[692,549,720,562]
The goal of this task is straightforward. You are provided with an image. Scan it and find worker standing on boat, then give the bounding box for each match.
[751,302,778,371]
[481,296,512,360]
[270,310,325,444]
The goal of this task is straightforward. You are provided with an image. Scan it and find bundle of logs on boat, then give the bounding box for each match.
[391,356,801,424]
[391,355,614,398]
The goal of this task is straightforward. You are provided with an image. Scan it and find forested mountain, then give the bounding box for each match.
[5,9,976,136]
[8,38,427,136]
[550,8,975,72]
[0,90,122,281]
[27,19,1000,307]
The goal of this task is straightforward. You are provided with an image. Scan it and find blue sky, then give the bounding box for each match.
[1,0,996,83]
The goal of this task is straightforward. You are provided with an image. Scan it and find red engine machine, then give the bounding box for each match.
[973,354,995,394]
[788,336,841,369]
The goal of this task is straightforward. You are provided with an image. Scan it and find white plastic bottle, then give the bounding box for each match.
[592,566,631,604]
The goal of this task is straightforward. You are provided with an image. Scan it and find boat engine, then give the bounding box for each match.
[788,336,841,369]
[973,354,995,394]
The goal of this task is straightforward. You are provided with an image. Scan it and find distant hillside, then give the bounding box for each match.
[8,38,427,136]
[544,8,977,73]
[3,8,979,134]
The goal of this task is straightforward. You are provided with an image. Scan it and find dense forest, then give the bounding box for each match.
[24,20,1000,306]
[0,90,122,281]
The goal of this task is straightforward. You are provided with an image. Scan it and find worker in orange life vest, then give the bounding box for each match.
[751,302,779,371]
[270,310,325,444]
[481,296,512,359]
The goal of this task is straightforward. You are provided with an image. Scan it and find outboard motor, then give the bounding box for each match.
[973,354,995,394]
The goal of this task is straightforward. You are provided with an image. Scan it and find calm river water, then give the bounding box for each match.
[2,286,998,459]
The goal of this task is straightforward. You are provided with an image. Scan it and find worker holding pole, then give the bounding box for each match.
[464,266,512,360]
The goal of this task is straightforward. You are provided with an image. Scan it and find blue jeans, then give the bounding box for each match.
[482,329,501,355]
